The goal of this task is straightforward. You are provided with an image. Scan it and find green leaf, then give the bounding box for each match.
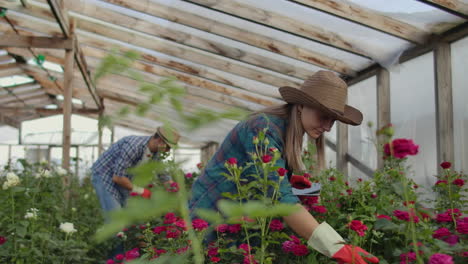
[128,161,167,186]
[374,218,399,231]
[217,200,243,217]
[94,190,178,242]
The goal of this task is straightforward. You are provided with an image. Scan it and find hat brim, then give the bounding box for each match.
[157,128,178,148]
[279,86,363,126]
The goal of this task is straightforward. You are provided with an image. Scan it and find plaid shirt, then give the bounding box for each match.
[91,136,170,204]
[189,114,299,215]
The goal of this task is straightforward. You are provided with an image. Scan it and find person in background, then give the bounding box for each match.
[189,71,379,264]
[91,126,180,218]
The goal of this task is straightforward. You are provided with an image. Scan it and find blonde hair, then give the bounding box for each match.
[254,104,305,173]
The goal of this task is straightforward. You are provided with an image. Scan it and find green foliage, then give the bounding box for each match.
[0,160,112,264]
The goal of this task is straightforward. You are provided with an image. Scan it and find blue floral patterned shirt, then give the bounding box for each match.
[91,136,170,205]
[189,114,299,216]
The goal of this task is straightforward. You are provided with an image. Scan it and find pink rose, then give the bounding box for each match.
[348,220,368,237]
[428,253,454,264]
[210,256,221,263]
[311,205,327,214]
[432,227,451,239]
[125,248,140,261]
[277,168,288,176]
[400,252,416,263]
[456,218,468,234]
[239,243,251,255]
[261,154,273,163]
[153,226,166,234]
[384,138,419,159]
[377,214,392,221]
[443,235,459,246]
[207,247,218,257]
[394,210,410,221]
[228,224,242,234]
[215,224,228,233]
[227,158,237,165]
[192,219,209,231]
[269,219,284,231]
[291,244,309,256]
[243,255,258,264]
[185,173,193,178]
[0,236,6,245]
[164,212,177,224]
[166,229,181,239]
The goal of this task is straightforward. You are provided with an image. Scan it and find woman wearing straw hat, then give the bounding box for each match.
[189,71,379,263]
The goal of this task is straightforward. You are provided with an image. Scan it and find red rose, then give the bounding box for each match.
[453,178,465,187]
[384,138,419,159]
[277,168,288,176]
[261,155,273,163]
[290,175,311,189]
[440,161,451,169]
[227,158,237,165]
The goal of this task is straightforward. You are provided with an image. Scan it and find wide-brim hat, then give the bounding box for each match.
[156,126,180,147]
[279,70,362,126]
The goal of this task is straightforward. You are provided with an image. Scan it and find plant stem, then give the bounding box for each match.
[445,170,458,229]
[174,170,204,264]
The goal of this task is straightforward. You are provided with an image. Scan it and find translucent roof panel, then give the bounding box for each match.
[225,0,414,67]
[348,0,466,33]
[21,115,112,145]
[146,0,374,71]
[0,75,35,87]
[27,58,64,73]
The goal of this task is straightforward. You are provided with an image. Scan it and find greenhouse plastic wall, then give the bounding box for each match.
[390,52,437,189]
[452,37,468,174]
[348,76,378,180]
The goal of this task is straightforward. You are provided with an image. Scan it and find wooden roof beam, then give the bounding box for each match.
[4,3,302,88]
[0,34,73,49]
[64,0,314,80]
[101,0,357,76]
[83,47,281,103]
[46,0,102,110]
[0,113,20,128]
[415,0,468,19]
[185,0,372,58]
[290,0,429,44]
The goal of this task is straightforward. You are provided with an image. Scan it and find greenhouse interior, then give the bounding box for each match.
[0,0,467,263]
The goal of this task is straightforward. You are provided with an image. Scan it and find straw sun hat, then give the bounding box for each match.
[156,126,181,147]
[279,70,363,126]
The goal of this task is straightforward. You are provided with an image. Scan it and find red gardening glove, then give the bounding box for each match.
[333,245,379,264]
[132,186,152,199]
[291,175,312,189]
[308,222,379,264]
[140,188,152,199]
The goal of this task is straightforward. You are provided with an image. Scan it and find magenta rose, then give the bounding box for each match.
[384,138,419,159]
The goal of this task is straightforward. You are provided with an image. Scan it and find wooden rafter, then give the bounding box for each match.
[4,2,303,88]
[185,0,372,58]
[0,112,20,128]
[83,47,281,103]
[0,34,73,49]
[66,1,313,80]
[45,0,102,110]
[102,0,357,76]
[290,0,429,44]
